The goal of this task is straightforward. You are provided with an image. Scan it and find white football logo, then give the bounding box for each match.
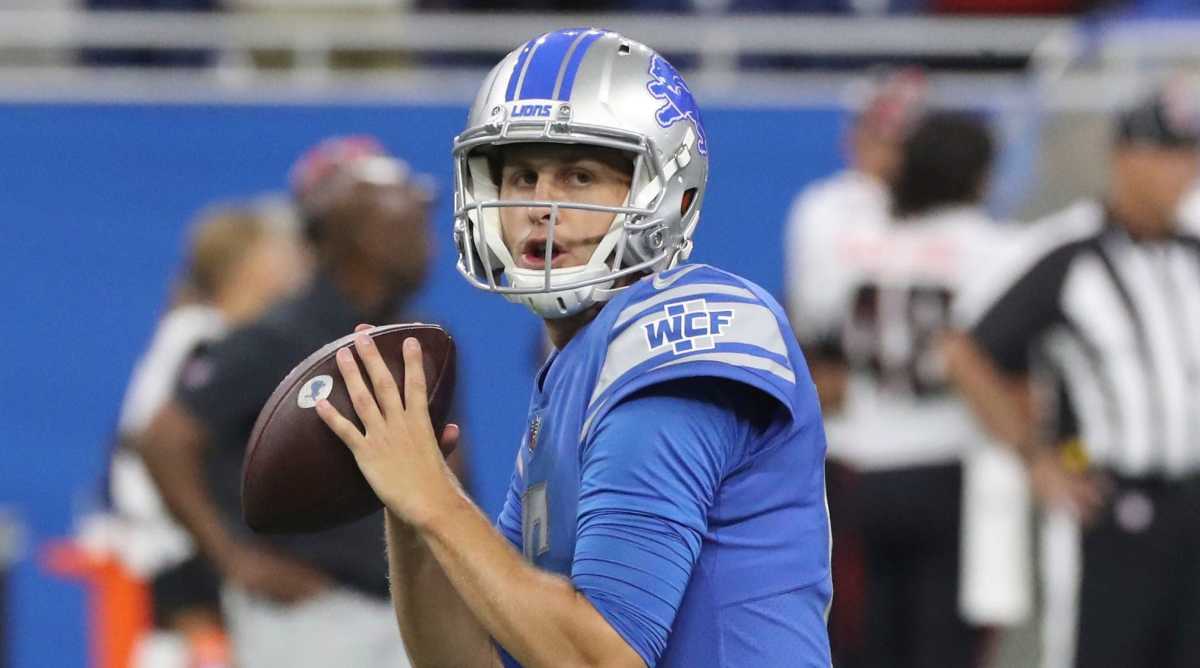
[297,374,334,409]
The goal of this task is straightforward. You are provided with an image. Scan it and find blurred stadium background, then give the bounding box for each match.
[0,0,1196,666]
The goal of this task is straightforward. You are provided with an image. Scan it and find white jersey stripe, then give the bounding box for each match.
[651,352,796,385]
[1164,247,1200,474]
[1060,252,1154,474]
[1112,242,1188,474]
[1042,328,1116,467]
[615,282,756,331]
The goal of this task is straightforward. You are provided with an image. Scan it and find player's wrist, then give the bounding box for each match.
[208,537,241,576]
[402,486,471,536]
[385,509,426,547]
[1023,445,1055,470]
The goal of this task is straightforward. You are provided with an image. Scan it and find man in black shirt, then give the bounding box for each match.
[140,136,435,667]
[948,89,1200,668]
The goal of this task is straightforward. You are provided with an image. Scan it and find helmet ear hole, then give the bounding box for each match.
[681,188,698,216]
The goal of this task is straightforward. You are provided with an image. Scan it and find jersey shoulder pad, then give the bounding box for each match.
[582,264,800,440]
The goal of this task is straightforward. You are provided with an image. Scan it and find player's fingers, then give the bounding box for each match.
[314,399,366,451]
[1075,497,1104,526]
[355,323,375,333]
[334,347,386,434]
[438,423,460,456]
[353,333,404,417]
[1061,473,1108,524]
[401,338,429,415]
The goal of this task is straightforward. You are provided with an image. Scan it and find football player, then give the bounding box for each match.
[793,111,1019,667]
[783,67,926,415]
[314,29,833,667]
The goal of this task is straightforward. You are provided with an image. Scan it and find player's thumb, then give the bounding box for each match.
[438,423,461,456]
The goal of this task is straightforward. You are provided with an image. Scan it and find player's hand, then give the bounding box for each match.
[1028,450,1109,524]
[348,324,461,459]
[315,331,462,529]
[218,541,329,604]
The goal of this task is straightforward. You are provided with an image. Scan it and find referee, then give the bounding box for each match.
[947,89,1200,668]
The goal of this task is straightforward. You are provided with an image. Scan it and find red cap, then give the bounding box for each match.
[289,136,436,216]
[289,135,391,200]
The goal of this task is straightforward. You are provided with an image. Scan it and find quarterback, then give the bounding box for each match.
[316,29,832,667]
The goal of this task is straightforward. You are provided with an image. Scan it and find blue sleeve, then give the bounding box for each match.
[495,461,527,668]
[496,458,524,552]
[572,378,748,667]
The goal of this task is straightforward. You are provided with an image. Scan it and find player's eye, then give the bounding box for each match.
[566,168,594,186]
[508,170,537,188]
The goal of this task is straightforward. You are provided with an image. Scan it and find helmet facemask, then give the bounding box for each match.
[453,121,689,319]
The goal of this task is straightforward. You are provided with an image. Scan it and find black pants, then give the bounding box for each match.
[1073,474,1200,668]
[828,461,982,668]
[151,554,222,628]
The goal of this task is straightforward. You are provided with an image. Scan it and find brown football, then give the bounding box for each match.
[242,323,455,534]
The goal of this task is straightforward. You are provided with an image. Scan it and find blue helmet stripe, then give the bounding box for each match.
[504,40,535,102]
[555,30,605,101]
[516,31,577,101]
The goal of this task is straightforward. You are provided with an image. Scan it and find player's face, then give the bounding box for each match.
[1117,145,1199,234]
[850,125,902,185]
[1148,147,1200,219]
[351,180,433,291]
[497,144,633,270]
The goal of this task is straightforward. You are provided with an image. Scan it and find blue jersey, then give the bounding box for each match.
[496,264,833,667]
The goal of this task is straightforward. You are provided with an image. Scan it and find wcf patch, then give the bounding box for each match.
[643,299,734,354]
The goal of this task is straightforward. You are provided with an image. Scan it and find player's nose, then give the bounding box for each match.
[525,202,552,228]
[527,174,558,226]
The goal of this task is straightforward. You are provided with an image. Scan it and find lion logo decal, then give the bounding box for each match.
[646,55,709,156]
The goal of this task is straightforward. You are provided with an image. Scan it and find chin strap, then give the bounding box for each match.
[503,264,615,319]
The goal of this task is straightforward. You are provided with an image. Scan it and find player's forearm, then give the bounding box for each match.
[384,511,499,667]
[943,332,1037,460]
[138,402,238,566]
[415,495,643,668]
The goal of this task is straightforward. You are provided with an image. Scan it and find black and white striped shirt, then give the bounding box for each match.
[958,200,1200,479]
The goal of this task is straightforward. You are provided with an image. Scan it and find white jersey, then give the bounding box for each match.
[784,169,890,340]
[787,188,1012,469]
[106,304,226,576]
[117,305,226,434]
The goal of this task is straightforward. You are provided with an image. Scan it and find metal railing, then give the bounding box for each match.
[1,8,1197,111]
[0,9,1067,59]
[0,8,1074,103]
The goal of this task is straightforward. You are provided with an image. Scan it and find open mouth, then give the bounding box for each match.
[520,238,568,268]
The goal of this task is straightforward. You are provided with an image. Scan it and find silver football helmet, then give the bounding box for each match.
[452,29,709,319]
